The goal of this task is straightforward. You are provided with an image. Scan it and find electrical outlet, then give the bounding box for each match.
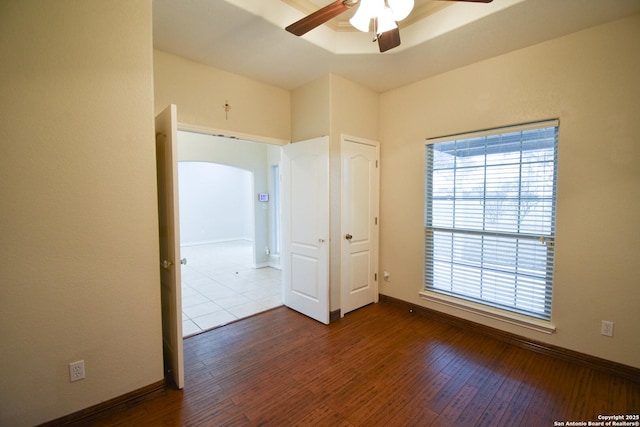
[601,320,614,337]
[69,360,85,382]
[383,271,390,282]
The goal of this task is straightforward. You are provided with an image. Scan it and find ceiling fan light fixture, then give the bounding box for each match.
[349,0,385,32]
[286,0,492,53]
[377,7,398,33]
[388,0,414,21]
[360,0,386,17]
[349,5,373,32]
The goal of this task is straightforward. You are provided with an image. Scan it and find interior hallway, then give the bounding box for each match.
[180,240,282,337]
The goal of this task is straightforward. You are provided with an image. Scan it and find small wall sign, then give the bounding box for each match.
[258,193,269,202]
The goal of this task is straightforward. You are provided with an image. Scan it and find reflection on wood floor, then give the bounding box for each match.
[80,302,640,426]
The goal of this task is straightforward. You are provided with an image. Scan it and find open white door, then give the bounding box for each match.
[281,136,330,324]
[155,104,184,389]
[341,136,380,315]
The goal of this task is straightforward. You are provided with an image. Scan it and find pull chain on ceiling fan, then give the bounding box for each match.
[285,0,493,53]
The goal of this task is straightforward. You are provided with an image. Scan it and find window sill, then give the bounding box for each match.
[419,291,556,335]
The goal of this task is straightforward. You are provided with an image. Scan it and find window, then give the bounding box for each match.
[424,120,559,321]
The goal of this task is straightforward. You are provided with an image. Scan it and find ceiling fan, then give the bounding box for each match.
[286,0,493,53]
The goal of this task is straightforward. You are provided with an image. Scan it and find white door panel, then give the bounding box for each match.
[350,155,373,240]
[281,136,330,324]
[350,251,371,293]
[291,254,320,300]
[155,104,184,389]
[341,136,379,315]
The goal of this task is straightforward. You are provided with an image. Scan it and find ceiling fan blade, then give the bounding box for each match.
[286,0,352,36]
[378,26,401,53]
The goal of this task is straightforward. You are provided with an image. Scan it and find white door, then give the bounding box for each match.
[155,104,184,389]
[281,136,330,324]
[341,136,380,315]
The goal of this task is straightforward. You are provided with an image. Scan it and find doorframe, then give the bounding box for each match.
[171,123,289,333]
[178,122,289,147]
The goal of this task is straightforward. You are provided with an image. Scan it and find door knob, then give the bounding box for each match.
[345,234,353,241]
[162,259,186,269]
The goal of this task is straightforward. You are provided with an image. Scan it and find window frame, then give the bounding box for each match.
[422,120,559,332]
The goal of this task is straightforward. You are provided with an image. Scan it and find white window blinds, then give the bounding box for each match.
[424,120,559,320]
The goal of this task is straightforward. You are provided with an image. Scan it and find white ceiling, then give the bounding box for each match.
[153,0,640,93]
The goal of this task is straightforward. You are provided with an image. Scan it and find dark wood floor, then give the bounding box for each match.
[78,302,639,426]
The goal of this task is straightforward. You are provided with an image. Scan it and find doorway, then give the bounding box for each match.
[176,131,283,337]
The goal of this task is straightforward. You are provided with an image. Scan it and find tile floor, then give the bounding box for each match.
[180,240,282,337]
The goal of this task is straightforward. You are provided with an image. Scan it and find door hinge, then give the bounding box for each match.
[375,217,378,225]
[376,160,378,168]
[374,273,377,281]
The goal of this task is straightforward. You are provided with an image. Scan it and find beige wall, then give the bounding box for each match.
[379,14,640,368]
[329,74,380,143]
[154,50,291,142]
[0,1,163,426]
[291,74,332,142]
